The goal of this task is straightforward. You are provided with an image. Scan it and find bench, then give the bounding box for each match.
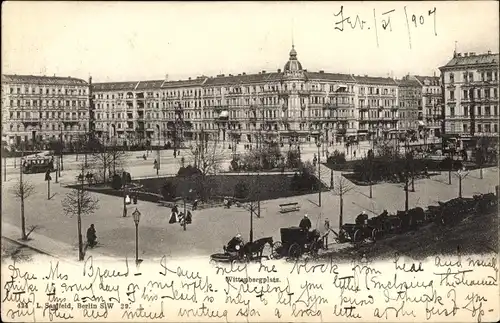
[279,202,300,213]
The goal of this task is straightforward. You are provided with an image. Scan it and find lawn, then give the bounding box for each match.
[75,173,328,205]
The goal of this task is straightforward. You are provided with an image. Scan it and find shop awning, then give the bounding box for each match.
[418,120,425,126]
[219,111,229,118]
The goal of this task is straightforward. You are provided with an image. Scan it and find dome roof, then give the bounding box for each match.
[284,45,303,72]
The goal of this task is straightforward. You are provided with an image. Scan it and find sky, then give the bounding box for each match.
[2,1,499,83]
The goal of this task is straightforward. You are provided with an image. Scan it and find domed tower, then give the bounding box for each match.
[283,45,304,78]
[281,45,308,142]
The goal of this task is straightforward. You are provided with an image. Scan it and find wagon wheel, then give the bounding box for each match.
[260,243,273,261]
[353,229,363,243]
[288,243,301,259]
[335,228,348,243]
[271,241,283,259]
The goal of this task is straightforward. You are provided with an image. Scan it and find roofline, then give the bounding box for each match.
[2,74,88,85]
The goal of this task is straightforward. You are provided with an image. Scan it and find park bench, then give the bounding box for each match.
[279,202,300,213]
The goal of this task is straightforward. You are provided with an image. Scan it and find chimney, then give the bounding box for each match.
[464,53,468,57]
[89,76,92,84]
[243,72,246,75]
[262,70,266,74]
[188,77,191,80]
[165,74,169,81]
[277,69,281,73]
[487,50,492,55]
[457,53,462,57]
[470,52,475,56]
[319,70,324,73]
[433,71,436,77]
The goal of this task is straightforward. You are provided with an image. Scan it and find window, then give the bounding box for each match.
[485,106,491,116]
[485,124,491,133]
[463,124,468,133]
[450,107,455,116]
[449,90,455,100]
[477,124,482,133]
[449,73,454,83]
[477,106,482,116]
[495,124,498,133]
[463,90,468,99]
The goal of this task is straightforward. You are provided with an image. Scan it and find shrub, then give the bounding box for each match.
[230,158,240,172]
[439,157,462,171]
[177,165,202,177]
[327,150,346,166]
[161,181,177,200]
[234,181,249,199]
[111,174,122,190]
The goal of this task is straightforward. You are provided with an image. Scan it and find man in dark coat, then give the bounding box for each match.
[87,224,97,248]
[226,233,244,253]
[299,214,312,231]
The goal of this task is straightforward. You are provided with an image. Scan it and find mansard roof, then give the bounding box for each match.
[2,74,87,86]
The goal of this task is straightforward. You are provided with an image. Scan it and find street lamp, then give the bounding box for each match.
[316,135,322,207]
[183,189,193,231]
[132,208,141,265]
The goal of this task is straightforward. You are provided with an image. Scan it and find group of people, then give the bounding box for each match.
[169,204,193,226]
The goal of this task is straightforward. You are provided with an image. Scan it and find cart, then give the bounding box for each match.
[272,227,323,259]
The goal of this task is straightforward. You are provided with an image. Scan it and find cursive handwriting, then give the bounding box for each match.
[333,5,437,48]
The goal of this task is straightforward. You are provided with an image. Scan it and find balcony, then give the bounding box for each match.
[360,106,369,111]
[298,90,310,96]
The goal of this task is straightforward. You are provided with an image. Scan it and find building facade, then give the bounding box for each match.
[397,75,422,132]
[439,51,499,148]
[1,74,89,146]
[396,75,443,141]
[91,46,402,148]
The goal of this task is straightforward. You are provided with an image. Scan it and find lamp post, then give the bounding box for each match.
[183,189,193,231]
[132,208,141,265]
[3,155,6,182]
[316,135,322,207]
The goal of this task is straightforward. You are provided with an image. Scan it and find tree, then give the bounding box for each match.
[11,178,36,240]
[331,174,355,229]
[184,140,225,176]
[92,141,129,184]
[62,165,99,261]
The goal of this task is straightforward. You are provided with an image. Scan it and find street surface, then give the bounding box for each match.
[1,140,497,260]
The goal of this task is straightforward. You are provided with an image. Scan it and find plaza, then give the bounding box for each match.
[1,147,497,261]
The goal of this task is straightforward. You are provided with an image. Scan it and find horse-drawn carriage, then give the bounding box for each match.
[429,193,497,226]
[335,223,378,243]
[210,237,274,263]
[272,227,323,259]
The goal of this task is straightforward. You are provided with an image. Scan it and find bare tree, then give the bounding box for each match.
[61,165,99,261]
[184,139,225,175]
[92,141,129,184]
[331,174,355,229]
[11,178,36,240]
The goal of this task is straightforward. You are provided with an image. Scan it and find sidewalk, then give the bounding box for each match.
[2,222,117,264]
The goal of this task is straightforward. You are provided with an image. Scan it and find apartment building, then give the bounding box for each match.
[413,75,443,139]
[356,76,400,141]
[396,74,443,140]
[91,46,401,147]
[1,74,89,146]
[439,50,499,148]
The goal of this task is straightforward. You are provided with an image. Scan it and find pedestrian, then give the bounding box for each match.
[353,150,356,158]
[154,159,158,169]
[169,205,177,224]
[192,199,199,210]
[86,224,97,248]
